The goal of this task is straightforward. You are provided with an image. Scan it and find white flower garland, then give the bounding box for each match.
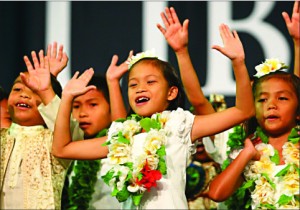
[243,141,299,209]
[102,112,170,206]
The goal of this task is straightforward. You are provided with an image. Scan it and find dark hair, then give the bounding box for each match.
[50,74,63,98]
[246,71,300,135]
[0,86,9,101]
[127,57,184,115]
[87,74,110,103]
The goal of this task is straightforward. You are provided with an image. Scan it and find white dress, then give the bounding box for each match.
[107,108,195,209]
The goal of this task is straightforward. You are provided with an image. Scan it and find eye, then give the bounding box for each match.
[72,105,79,109]
[90,103,98,107]
[147,80,156,84]
[129,83,137,88]
[13,87,21,92]
[278,97,288,101]
[257,98,267,103]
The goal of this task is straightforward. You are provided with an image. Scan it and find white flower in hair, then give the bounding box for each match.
[127,49,158,69]
[254,58,288,78]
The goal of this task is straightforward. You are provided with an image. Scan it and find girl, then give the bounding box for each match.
[208,62,300,209]
[52,23,254,209]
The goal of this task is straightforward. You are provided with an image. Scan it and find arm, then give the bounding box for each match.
[208,138,260,201]
[282,1,299,77]
[191,24,255,141]
[52,68,108,160]
[157,7,215,115]
[106,51,133,120]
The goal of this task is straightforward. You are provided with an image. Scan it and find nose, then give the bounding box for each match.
[78,107,88,118]
[136,84,146,94]
[267,99,277,110]
[20,89,30,99]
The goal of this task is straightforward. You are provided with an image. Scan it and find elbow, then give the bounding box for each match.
[51,146,65,159]
[207,186,228,202]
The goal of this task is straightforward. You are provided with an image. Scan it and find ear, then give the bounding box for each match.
[167,86,178,101]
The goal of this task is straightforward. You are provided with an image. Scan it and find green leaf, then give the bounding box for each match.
[116,185,130,202]
[221,158,230,171]
[102,169,115,185]
[288,127,300,144]
[158,158,167,175]
[275,164,291,177]
[270,149,280,165]
[256,127,269,143]
[95,128,108,137]
[140,117,161,132]
[241,179,255,189]
[260,203,276,209]
[132,193,143,206]
[277,194,293,206]
[261,173,276,189]
[118,131,130,144]
[156,145,166,157]
[115,118,126,123]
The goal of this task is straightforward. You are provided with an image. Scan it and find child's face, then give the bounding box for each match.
[254,78,299,136]
[128,62,177,117]
[8,74,45,126]
[72,89,111,138]
[0,98,12,128]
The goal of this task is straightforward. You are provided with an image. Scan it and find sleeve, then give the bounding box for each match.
[38,95,84,141]
[165,108,196,157]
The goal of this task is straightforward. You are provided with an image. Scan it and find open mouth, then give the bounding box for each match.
[79,122,91,129]
[135,96,150,104]
[16,103,31,108]
[266,115,279,120]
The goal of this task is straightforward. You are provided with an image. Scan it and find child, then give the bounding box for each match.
[52,23,254,209]
[62,74,119,209]
[0,86,12,128]
[0,42,75,209]
[282,1,299,77]
[208,61,300,209]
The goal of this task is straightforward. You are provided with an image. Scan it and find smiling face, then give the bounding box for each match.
[128,61,178,117]
[72,89,111,138]
[254,77,299,137]
[8,74,45,126]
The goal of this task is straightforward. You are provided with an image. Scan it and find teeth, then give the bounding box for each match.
[136,97,149,103]
[17,103,30,108]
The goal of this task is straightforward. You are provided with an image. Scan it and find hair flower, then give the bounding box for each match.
[254,58,288,78]
[127,49,158,69]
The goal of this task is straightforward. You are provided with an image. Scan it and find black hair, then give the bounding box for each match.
[86,74,110,103]
[127,57,184,116]
[246,71,300,135]
[50,74,63,98]
[0,86,9,101]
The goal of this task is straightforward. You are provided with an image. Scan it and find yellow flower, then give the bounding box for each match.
[254,58,287,78]
[282,142,300,166]
[144,129,166,154]
[252,177,276,207]
[122,119,141,139]
[108,142,131,165]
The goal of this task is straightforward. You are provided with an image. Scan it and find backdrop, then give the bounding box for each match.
[0,1,295,109]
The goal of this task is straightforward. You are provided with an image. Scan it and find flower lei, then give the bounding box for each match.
[126,49,158,69]
[222,125,300,209]
[101,113,168,206]
[254,58,288,78]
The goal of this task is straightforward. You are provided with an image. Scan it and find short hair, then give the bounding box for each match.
[87,74,110,103]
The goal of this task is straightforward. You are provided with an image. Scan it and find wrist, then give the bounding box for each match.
[37,88,56,105]
[174,47,189,55]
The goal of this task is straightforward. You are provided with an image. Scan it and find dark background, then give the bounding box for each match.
[0,1,295,109]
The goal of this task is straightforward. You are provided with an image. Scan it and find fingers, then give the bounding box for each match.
[31,51,40,69]
[79,68,94,84]
[57,44,63,60]
[170,7,180,24]
[282,12,291,25]
[293,1,299,13]
[19,72,29,86]
[23,55,34,71]
[182,19,189,33]
[52,42,58,58]
[156,23,166,35]
[72,71,80,80]
[39,50,45,68]
[110,55,119,66]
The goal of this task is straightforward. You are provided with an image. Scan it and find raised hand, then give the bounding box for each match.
[244,138,261,161]
[62,68,95,98]
[282,1,300,42]
[22,50,51,93]
[157,7,189,53]
[106,50,133,83]
[212,24,245,62]
[47,42,69,77]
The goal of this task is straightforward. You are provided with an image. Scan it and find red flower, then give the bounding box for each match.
[252,136,263,146]
[136,160,162,192]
